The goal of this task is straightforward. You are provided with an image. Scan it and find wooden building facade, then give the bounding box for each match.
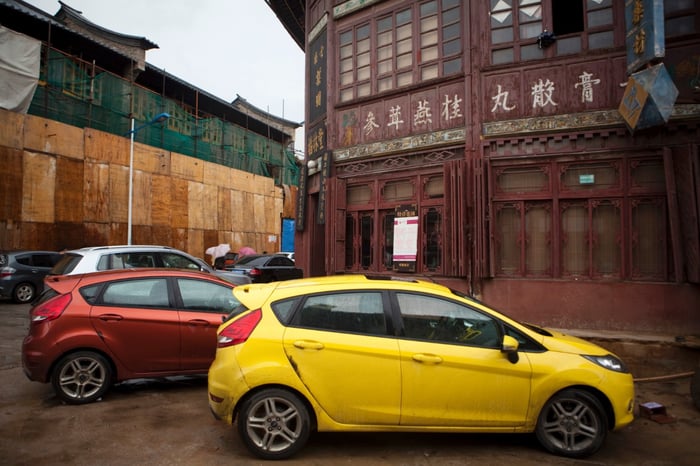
[270,0,700,333]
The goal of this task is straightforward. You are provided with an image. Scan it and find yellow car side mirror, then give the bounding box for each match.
[502,335,520,364]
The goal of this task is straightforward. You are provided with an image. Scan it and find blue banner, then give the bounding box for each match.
[625,0,665,74]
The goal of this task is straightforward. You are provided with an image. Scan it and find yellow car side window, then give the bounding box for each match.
[397,292,500,348]
[297,292,386,336]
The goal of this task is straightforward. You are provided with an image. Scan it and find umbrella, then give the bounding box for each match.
[205,243,231,259]
[238,246,256,256]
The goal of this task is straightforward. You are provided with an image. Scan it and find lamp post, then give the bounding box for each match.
[126,112,170,245]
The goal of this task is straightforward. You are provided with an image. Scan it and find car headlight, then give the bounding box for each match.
[582,354,629,373]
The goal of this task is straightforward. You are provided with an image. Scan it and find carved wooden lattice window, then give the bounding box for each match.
[494,165,550,196]
[338,0,462,103]
[489,0,617,65]
[665,0,699,37]
[494,201,552,277]
[492,156,669,281]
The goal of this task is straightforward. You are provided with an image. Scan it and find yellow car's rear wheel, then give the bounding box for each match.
[237,388,311,460]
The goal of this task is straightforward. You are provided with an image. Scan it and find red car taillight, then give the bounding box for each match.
[217,309,262,348]
[248,268,262,277]
[0,266,15,277]
[31,293,72,323]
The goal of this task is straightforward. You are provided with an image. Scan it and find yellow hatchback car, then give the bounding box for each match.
[208,275,634,460]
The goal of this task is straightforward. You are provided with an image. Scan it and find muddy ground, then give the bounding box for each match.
[1,300,699,465]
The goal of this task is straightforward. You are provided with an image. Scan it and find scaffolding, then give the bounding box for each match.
[29,48,299,186]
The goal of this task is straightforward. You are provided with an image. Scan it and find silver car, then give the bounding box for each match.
[48,245,251,285]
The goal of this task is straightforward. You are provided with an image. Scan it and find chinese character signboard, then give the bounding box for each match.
[338,84,465,147]
[393,205,418,272]
[625,0,665,74]
[295,165,307,231]
[317,152,331,225]
[308,29,327,124]
[619,63,678,132]
[620,0,677,132]
[306,122,326,160]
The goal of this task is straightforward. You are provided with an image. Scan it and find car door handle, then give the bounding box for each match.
[98,314,123,321]
[293,340,324,350]
[187,319,209,327]
[412,353,443,364]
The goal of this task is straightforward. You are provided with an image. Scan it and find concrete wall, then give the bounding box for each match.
[480,278,700,336]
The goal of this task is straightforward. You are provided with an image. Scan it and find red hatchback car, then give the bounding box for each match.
[22,268,241,404]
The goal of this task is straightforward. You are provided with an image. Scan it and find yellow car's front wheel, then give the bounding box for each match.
[535,389,608,458]
[237,388,312,460]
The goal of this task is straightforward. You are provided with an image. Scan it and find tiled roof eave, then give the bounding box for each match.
[56,1,158,50]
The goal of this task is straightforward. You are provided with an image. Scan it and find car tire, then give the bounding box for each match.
[237,388,312,460]
[51,351,112,404]
[13,282,36,303]
[535,389,608,458]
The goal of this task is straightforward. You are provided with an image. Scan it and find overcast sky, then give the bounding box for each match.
[25,0,306,130]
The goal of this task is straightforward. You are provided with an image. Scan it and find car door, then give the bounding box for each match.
[282,290,401,425]
[174,277,237,370]
[30,252,63,268]
[90,277,180,373]
[16,253,51,285]
[28,253,63,293]
[395,292,532,427]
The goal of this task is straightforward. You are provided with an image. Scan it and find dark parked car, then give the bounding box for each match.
[0,250,63,303]
[214,252,239,270]
[22,268,242,404]
[192,256,251,285]
[226,254,303,283]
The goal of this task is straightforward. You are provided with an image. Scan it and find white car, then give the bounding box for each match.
[48,245,251,285]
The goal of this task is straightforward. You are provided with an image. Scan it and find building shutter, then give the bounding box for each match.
[331,177,347,273]
[444,159,467,277]
[668,145,700,284]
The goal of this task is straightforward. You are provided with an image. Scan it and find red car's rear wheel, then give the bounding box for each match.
[51,351,112,404]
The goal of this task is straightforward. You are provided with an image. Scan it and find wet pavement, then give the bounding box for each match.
[2,299,699,465]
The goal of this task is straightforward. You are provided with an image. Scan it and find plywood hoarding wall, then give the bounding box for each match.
[0,109,297,259]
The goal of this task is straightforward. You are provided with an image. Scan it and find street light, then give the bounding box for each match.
[126,112,170,245]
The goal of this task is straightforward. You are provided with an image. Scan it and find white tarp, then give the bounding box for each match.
[205,244,231,259]
[0,26,41,113]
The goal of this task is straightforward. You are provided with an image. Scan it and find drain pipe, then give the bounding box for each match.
[634,371,695,383]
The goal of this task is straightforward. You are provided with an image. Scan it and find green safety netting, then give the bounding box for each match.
[28,49,299,186]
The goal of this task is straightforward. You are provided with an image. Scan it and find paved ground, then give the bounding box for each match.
[1,299,699,465]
